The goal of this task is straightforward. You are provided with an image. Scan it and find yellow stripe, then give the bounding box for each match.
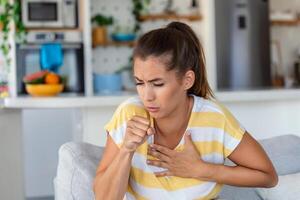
[130,167,206,191]
[213,101,245,139]
[189,112,243,140]
[119,139,236,162]
[176,141,231,158]
[105,103,154,133]
[133,140,232,159]
[214,101,241,128]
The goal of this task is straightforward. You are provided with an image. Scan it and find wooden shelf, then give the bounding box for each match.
[25,28,82,32]
[138,14,202,22]
[93,40,136,48]
[271,19,300,26]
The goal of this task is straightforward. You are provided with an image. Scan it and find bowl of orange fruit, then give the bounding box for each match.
[23,70,65,97]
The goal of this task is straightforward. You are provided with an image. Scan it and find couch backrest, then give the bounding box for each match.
[259,134,300,175]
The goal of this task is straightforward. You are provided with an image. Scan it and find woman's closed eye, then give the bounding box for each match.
[152,83,164,87]
[135,82,144,86]
[135,82,164,87]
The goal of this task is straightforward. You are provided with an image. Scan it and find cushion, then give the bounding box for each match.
[259,134,300,175]
[256,172,300,200]
[54,142,104,200]
[219,185,262,200]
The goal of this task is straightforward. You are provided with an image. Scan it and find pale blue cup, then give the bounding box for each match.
[93,73,122,94]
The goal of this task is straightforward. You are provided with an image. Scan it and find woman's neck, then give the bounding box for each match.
[154,95,193,138]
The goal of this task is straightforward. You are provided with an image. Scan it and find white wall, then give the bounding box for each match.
[225,100,300,140]
[22,109,75,198]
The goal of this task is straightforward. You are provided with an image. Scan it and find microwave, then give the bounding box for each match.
[22,0,77,28]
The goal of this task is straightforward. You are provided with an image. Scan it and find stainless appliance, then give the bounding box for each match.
[16,31,84,95]
[215,0,271,90]
[22,0,77,28]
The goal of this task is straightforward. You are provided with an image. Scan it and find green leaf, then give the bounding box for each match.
[0,0,26,69]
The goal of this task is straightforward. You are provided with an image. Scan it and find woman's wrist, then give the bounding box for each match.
[120,144,136,156]
[192,160,219,181]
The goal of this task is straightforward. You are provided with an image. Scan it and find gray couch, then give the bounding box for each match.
[54,135,300,200]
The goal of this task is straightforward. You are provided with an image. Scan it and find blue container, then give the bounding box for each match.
[111,33,136,42]
[93,73,122,94]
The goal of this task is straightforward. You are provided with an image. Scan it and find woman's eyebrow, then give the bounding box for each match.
[134,76,164,82]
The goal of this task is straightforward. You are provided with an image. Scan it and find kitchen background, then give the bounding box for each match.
[0,0,300,199]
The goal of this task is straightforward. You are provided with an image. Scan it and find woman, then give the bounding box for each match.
[93,22,278,200]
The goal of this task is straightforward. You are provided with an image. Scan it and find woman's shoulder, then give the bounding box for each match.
[116,96,145,112]
[105,96,149,135]
[192,95,225,115]
[111,96,150,122]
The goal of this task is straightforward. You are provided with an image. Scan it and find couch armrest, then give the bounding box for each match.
[54,142,104,200]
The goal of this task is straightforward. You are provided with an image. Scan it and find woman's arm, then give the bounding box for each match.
[197,132,278,187]
[93,116,153,200]
[93,135,134,200]
[147,131,278,188]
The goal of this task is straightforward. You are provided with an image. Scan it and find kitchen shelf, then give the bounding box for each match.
[93,40,136,48]
[271,19,300,26]
[25,27,82,32]
[138,14,202,22]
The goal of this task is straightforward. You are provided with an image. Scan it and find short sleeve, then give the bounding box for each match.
[104,99,151,148]
[218,104,246,158]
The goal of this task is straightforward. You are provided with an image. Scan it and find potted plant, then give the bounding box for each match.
[0,0,26,98]
[132,0,150,33]
[91,14,113,46]
[111,25,136,42]
[0,0,26,67]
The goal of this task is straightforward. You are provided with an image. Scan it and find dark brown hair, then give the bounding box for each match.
[133,21,214,99]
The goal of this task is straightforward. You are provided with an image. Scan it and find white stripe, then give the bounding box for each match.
[200,105,223,114]
[132,151,224,174]
[202,152,224,164]
[125,192,136,200]
[188,127,224,143]
[123,97,144,107]
[224,130,242,150]
[130,178,217,200]
[132,152,169,173]
[129,178,181,200]
[200,99,223,113]
[109,122,127,145]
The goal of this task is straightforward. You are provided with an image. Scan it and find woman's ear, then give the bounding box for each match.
[183,70,195,90]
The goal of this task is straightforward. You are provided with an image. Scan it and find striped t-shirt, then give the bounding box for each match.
[104,95,245,200]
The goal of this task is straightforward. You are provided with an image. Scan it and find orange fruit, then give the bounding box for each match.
[45,73,60,84]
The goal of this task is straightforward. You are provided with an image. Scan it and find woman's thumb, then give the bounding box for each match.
[147,127,155,136]
[184,132,193,145]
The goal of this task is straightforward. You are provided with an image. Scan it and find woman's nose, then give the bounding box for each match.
[144,85,155,101]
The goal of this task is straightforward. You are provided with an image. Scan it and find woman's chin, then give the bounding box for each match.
[147,110,161,118]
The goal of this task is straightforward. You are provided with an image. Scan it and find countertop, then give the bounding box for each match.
[1,88,300,109]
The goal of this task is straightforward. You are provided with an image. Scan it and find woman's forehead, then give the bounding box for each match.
[133,56,168,75]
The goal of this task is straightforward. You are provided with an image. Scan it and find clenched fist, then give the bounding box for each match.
[121,116,154,152]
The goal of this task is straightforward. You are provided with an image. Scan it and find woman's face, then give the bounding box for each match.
[133,56,191,119]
